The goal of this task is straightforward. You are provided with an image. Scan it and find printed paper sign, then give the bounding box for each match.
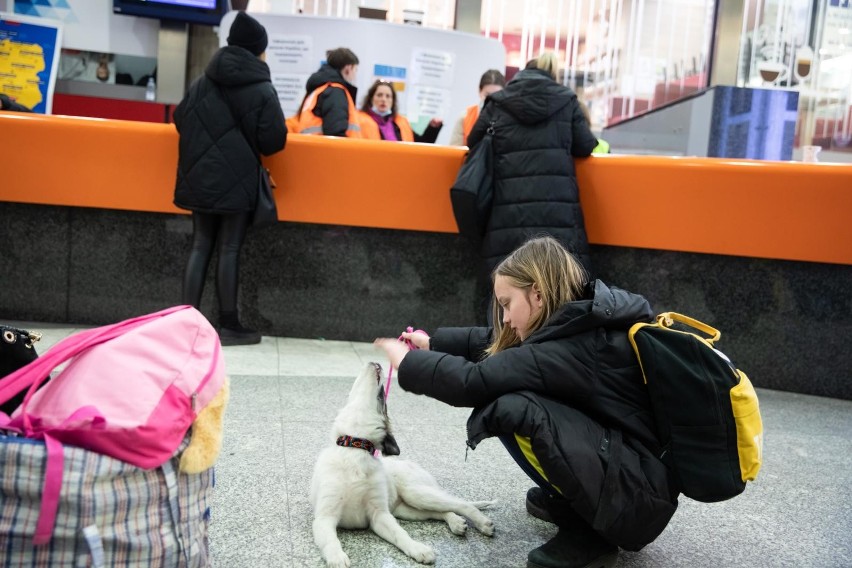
[272,72,310,117]
[406,84,451,125]
[409,48,454,88]
[266,34,313,73]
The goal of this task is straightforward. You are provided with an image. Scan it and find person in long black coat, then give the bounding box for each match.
[466,53,599,321]
[375,236,679,568]
[173,11,286,345]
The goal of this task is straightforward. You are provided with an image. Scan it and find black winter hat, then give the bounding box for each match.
[227,11,268,56]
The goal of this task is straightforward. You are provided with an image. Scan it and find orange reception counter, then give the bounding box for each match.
[1,112,851,399]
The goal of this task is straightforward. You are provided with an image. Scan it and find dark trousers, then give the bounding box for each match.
[182,211,251,315]
[499,434,561,498]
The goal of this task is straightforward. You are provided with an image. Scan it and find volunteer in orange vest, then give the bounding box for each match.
[296,47,361,137]
[359,80,443,143]
[449,69,506,146]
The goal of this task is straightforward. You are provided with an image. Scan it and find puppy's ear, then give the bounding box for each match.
[381,433,401,456]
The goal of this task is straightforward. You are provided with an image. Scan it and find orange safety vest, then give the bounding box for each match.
[295,82,362,138]
[462,104,479,146]
[284,115,300,133]
[359,111,415,142]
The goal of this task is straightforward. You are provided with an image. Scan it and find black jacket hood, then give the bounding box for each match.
[528,280,654,344]
[305,63,358,102]
[487,68,576,125]
[205,46,271,87]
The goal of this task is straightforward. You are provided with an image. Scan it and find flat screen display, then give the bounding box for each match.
[113,0,229,26]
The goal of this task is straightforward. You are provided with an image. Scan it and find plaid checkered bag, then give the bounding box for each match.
[0,305,225,546]
[0,434,213,567]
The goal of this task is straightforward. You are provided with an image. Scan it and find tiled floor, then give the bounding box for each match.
[6,322,852,567]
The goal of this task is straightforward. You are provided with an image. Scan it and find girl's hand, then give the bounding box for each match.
[374,338,411,369]
[400,330,430,351]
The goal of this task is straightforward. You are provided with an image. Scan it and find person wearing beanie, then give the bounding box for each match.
[227,10,268,56]
[173,11,286,346]
[295,47,361,137]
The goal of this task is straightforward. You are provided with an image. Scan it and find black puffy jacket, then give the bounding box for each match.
[304,64,358,137]
[397,280,679,550]
[467,69,598,273]
[173,46,286,214]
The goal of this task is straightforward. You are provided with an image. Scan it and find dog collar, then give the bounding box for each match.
[336,435,376,455]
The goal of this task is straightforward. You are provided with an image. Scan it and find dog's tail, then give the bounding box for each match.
[471,500,498,510]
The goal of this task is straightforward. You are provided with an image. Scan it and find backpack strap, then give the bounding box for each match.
[655,312,721,344]
[628,321,652,385]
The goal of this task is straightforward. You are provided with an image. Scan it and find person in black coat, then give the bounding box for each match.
[466,53,599,322]
[375,236,678,568]
[299,47,360,137]
[173,11,286,345]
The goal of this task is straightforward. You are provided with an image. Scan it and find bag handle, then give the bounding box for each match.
[655,312,721,344]
[0,305,194,423]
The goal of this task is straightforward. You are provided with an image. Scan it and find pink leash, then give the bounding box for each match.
[375,326,426,458]
[384,326,424,400]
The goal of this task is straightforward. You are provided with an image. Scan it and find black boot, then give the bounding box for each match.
[526,486,568,524]
[526,488,618,568]
[527,528,618,568]
[218,311,261,346]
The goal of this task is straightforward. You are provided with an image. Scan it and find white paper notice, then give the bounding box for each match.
[266,34,313,72]
[409,48,454,88]
[406,84,451,124]
[273,72,310,116]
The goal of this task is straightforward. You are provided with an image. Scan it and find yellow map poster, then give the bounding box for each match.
[0,13,62,114]
[0,38,45,109]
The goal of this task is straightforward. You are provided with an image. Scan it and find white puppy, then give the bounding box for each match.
[311,362,496,568]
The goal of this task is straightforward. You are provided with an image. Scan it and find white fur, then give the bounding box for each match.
[310,362,496,567]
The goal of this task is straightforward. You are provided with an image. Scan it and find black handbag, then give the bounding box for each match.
[220,86,279,230]
[450,121,495,242]
[0,325,43,416]
[252,165,278,230]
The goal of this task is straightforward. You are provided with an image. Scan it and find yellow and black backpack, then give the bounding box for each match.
[628,312,763,502]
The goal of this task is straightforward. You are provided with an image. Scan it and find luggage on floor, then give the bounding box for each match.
[0,434,214,567]
[0,305,226,565]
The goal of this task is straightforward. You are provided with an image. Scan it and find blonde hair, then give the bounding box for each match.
[485,236,588,356]
[534,52,559,81]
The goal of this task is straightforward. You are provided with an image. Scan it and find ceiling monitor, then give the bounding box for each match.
[113,0,230,27]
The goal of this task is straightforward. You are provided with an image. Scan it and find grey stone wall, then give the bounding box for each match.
[1,202,849,399]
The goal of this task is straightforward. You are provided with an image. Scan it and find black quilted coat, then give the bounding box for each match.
[467,69,598,273]
[303,64,358,137]
[396,280,679,550]
[173,46,286,214]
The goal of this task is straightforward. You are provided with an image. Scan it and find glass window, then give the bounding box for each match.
[738,0,852,154]
[480,0,716,130]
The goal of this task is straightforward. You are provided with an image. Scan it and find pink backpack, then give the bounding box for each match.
[0,305,226,544]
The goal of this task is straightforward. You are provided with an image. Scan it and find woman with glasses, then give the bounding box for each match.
[359,80,443,143]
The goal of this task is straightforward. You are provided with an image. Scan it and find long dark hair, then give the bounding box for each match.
[360,80,398,117]
[486,236,588,356]
[479,69,506,90]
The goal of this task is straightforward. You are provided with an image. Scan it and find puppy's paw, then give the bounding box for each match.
[324,549,350,568]
[474,516,495,537]
[445,513,468,536]
[406,541,435,564]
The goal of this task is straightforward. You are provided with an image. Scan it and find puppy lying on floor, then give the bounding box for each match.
[311,362,495,567]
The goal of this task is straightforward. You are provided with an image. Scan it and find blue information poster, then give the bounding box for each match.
[0,13,62,114]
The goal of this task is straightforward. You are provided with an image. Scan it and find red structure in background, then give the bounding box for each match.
[52,93,174,124]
